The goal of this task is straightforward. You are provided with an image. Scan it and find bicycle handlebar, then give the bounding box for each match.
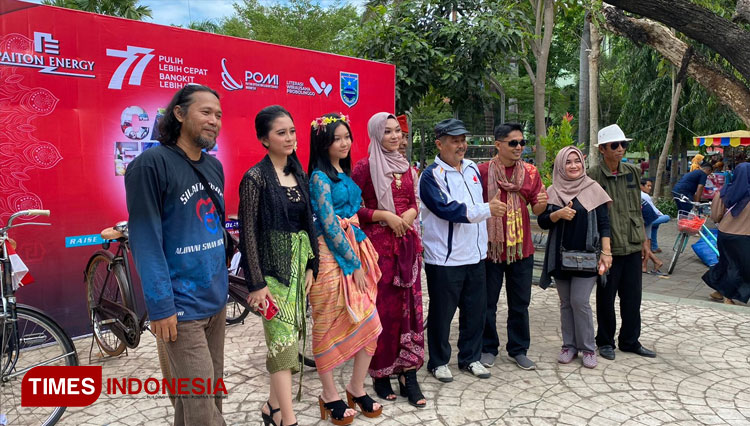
[672,193,711,207]
[1,210,51,233]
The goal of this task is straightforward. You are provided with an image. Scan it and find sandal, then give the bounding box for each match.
[262,400,280,426]
[372,376,396,400]
[346,389,383,418]
[318,396,354,425]
[399,370,427,408]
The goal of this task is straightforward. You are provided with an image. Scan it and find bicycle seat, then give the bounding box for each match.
[100,227,123,240]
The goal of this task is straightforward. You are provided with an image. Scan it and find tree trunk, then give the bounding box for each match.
[670,135,680,188]
[578,11,591,150]
[532,0,555,167]
[602,5,750,127]
[654,52,689,198]
[588,11,601,170]
[605,0,750,84]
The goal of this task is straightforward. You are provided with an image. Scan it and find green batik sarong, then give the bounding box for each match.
[262,230,314,376]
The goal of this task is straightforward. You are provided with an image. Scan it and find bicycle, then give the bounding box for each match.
[1,209,79,426]
[666,194,715,275]
[83,221,172,396]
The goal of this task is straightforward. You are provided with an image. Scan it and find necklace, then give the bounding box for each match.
[393,173,403,190]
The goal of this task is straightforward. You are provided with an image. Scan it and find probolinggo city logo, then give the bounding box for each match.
[0,32,95,78]
[220,58,279,91]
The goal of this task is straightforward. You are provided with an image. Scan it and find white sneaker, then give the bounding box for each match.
[462,361,491,379]
[431,365,453,383]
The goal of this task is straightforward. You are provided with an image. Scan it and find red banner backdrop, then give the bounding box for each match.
[0,0,395,336]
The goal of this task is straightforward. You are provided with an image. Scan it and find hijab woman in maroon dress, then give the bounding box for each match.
[352,112,426,408]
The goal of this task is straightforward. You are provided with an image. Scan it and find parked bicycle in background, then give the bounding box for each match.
[667,194,717,275]
[1,210,78,426]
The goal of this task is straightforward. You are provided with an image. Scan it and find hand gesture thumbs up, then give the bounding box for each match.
[489,192,507,217]
[559,201,576,221]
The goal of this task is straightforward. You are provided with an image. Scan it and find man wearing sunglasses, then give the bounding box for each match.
[588,124,656,361]
[478,123,548,371]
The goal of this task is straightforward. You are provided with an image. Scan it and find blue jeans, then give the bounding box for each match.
[650,214,670,249]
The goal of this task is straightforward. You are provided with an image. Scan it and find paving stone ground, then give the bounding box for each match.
[37,221,750,425]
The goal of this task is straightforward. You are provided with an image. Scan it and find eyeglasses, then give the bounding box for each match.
[607,141,629,150]
[502,139,527,147]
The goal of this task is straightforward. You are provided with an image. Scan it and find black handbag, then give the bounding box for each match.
[559,209,599,273]
[167,146,238,266]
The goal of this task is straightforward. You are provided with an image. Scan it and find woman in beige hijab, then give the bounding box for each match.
[352,112,426,408]
[537,146,612,369]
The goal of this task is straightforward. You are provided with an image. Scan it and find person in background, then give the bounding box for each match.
[640,178,670,255]
[238,105,318,426]
[352,112,426,408]
[639,158,649,178]
[308,113,383,424]
[420,118,506,382]
[538,146,612,369]
[702,163,750,305]
[690,154,705,172]
[478,123,547,371]
[673,162,713,213]
[125,84,227,426]
[589,124,656,361]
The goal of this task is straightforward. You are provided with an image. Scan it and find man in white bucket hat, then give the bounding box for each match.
[588,124,656,361]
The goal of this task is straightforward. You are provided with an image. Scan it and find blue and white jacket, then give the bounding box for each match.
[419,156,491,266]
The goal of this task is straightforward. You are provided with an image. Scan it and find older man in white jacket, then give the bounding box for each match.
[419,118,506,382]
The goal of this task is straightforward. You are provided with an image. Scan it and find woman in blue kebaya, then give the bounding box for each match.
[307,113,383,425]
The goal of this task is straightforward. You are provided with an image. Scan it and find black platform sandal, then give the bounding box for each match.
[318,396,354,425]
[372,376,397,400]
[399,370,427,408]
[262,400,281,426]
[346,389,383,418]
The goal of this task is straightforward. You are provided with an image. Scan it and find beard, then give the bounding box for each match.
[195,135,217,150]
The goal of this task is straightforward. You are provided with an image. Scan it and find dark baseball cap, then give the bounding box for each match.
[434,118,469,138]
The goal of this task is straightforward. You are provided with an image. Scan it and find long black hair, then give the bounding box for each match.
[157,84,219,146]
[307,113,352,182]
[255,105,304,177]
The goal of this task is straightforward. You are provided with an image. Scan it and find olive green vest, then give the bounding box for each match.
[588,162,645,256]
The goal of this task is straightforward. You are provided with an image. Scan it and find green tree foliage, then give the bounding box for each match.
[351,0,528,114]
[615,41,743,157]
[540,113,575,186]
[217,0,358,55]
[41,0,151,20]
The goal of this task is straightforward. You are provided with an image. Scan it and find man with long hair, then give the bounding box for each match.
[125,84,228,426]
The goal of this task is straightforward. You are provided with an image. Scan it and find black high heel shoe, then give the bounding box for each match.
[399,370,427,408]
[262,400,280,426]
[372,376,397,400]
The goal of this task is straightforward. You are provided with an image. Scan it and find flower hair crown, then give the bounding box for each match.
[311,113,349,134]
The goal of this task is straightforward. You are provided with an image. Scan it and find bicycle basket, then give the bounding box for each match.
[677,211,705,236]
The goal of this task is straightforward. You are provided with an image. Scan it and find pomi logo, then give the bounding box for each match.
[220,58,278,91]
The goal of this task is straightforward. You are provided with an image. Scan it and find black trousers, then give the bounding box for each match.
[595,251,643,350]
[483,256,534,357]
[425,261,486,370]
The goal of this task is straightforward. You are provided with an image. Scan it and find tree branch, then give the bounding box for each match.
[521,57,536,85]
[605,0,750,83]
[602,5,750,127]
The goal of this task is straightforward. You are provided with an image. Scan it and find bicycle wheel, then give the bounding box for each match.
[226,276,251,325]
[0,305,78,426]
[226,292,250,325]
[85,250,130,356]
[667,233,688,275]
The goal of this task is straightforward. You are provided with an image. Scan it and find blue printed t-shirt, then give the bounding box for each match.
[309,170,366,275]
[673,169,708,196]
[125,145,228,321]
